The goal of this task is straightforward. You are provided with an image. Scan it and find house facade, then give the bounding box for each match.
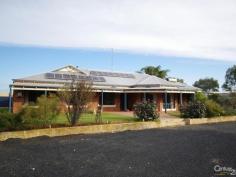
[9,65,200,113]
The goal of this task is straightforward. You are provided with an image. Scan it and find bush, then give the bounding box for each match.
[208,93,236,115]
[205,100,224,117]
[208,93,220,102]
[195,92,207,102]
[180,101,206,118]
[0,112,12,131]
[21,94,60,128]
[37,94,60,125]
[133,102,159,120]
[223,108,236,116]
[0,111,23,131]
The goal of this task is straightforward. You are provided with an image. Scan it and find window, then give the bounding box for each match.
[163,93,172,109]
[28,91,45,103]
[146,93,154,102]
[99,93,115,105]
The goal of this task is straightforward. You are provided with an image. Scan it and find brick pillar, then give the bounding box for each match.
[156,93,163,112]
[13,90,25,113]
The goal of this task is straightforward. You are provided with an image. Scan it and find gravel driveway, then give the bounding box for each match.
[0,122,236,177]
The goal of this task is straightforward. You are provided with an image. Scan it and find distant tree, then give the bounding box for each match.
[59,80,94,126]
[140,65,169,79]
[193,78,219,93]
[222,65,236,91]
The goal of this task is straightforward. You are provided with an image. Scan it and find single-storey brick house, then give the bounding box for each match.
[9,65,200,113]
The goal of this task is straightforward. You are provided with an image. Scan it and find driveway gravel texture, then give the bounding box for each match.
[0,122,236,177]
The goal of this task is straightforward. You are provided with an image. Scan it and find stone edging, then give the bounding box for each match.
[0,116,236,141]
[185,116,236,125]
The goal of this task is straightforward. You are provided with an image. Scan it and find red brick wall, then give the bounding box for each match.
[127,93,141,110]
[102,93,121,112]
[13,90,25,113]
[156,93,163,112]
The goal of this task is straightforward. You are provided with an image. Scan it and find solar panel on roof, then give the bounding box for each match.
[45,73,105,82]
[63,74,71,79]
[55,74,62,79]
[45,73,55,79]
[90,71,134,78]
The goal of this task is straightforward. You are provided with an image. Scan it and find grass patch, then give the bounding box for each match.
[56,112,137,125]
[0,108,8,113]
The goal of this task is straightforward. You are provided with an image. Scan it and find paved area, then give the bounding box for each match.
[106,111,134,116]
[0,122,236,177]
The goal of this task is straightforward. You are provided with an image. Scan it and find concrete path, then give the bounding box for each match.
[106,111,134,117]
[106,111,180,119]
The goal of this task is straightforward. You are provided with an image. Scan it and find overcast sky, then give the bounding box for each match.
[0,0,236,61]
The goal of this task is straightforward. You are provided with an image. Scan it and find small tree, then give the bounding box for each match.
[59,80,94,126]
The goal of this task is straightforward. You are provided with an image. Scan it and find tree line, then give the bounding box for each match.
[139,65,236,93]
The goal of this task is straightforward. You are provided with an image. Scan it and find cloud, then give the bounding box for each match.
[0,0,236,61]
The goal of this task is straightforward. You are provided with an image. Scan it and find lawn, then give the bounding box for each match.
[0,108,8,113]
[56,112,137,125]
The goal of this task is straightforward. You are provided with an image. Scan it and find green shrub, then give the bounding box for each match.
[0,111,23,131]
[0,112,12,131]
[195,92,207,102]
[37,94,60,125]
[180,101,206,118]
[21,105,39,127]
[205,100,224,117]
[21,94,60,128]
[209,93,236,114]
[223,108,236,116]
[133,102,159,120]
[208,93,220,103]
